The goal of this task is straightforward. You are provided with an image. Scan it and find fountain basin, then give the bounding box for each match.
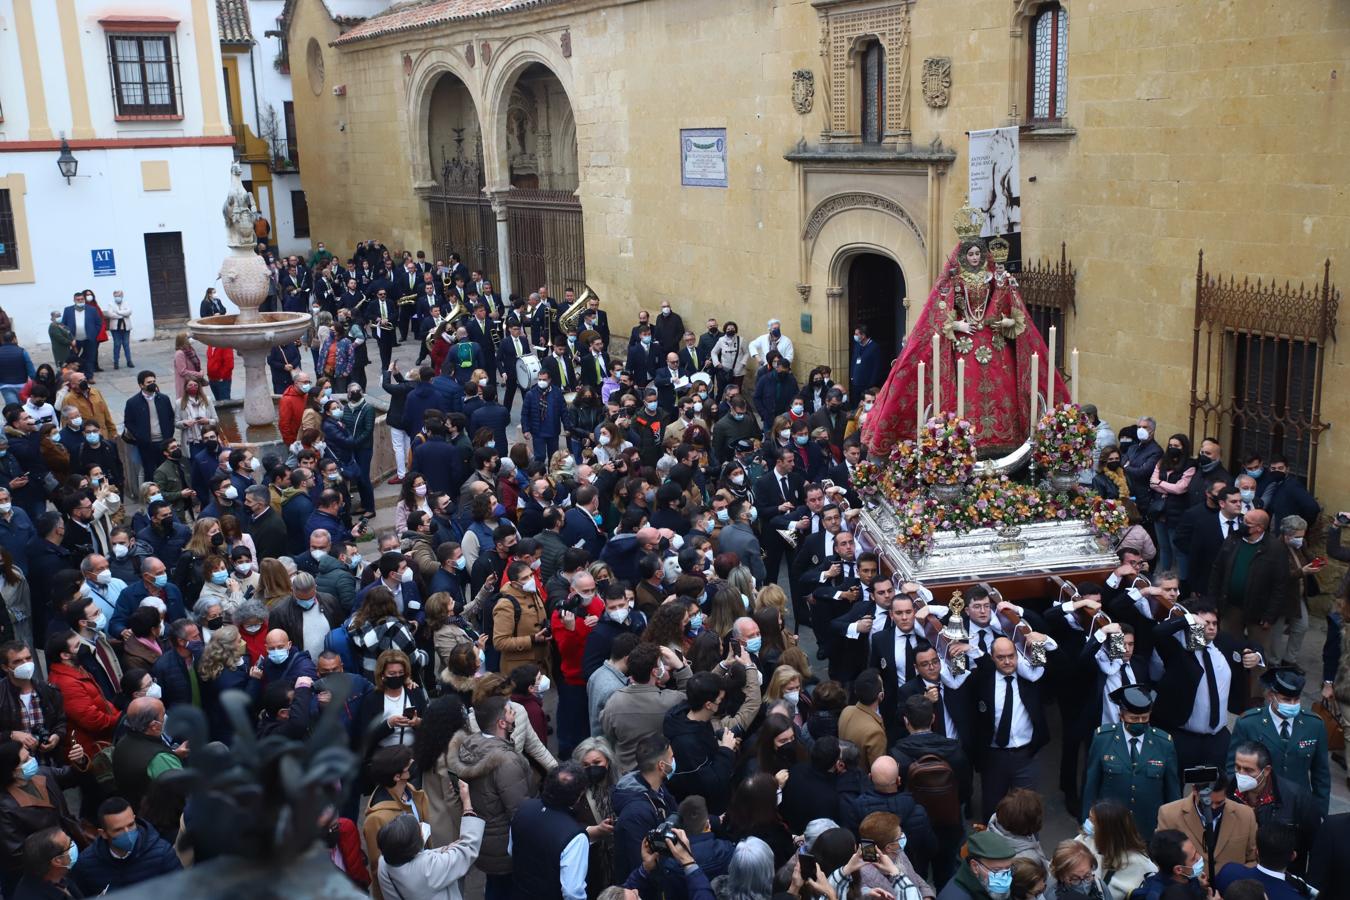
[187,312,311,350]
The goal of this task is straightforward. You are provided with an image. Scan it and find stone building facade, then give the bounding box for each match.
[284,0,1350,505]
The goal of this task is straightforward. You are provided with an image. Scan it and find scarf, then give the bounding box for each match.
[181,343,203,374]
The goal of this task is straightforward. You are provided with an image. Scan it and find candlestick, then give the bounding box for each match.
[931,334,941,417]
[917,361,926,434]
[1030,351,1040,429]
[1071,348,1080,405]
[956,358,965,419]
[1047,326,1057,405]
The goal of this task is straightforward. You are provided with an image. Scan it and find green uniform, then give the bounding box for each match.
[1227,704,1330,814]
[1081,722,1180,837]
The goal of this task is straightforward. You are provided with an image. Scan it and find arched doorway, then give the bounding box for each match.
[493,60,584,294]
[847,252,905,376]
[425,72,496,279]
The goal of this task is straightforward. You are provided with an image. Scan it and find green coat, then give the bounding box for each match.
[152,456,196,521]
[1081,723,1180,837]
[49,322,73,366]
[1227,704,1330,814]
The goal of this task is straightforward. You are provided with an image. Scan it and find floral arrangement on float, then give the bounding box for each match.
[858,407,1128,555]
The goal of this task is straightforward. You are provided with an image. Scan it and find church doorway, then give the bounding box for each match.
[846,252,905,376]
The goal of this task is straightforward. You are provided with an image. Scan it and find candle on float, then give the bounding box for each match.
[931,333,941,416]
[1047,326,1057,405]
[1030,351,1040,427]
[917,361,926,434]
[956,358,965,419]
[1071,348,1080,405]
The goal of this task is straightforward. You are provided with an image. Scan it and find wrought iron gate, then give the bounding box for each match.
[1019,242,1075,373]
[1188,251,1338,491]
[506,189,586,296]
[429,194,499,282]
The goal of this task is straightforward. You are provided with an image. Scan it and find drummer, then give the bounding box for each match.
[499,319,533,412]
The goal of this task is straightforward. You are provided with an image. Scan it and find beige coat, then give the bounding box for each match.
[1155,795,1257,872]
[491,584,550,675]
[838,703,887,771]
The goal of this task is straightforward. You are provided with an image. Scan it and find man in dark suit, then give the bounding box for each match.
[849,325,883,396]
[578,335,609,388]
[1214,822,1313,900]
[678,331,711,379]
[465,305,497,375]
[807,388,849,456]
[562,485,607,559]
[894,638,975,757]
[1176,484,1244,598]
[1210,510,1288,676]
[1080,622,1149,729]
[652,352,686,414]
[975,634,1054,818]
[575,291,609,348]
[1042,580,1111,812]
[497,320,531,413]
[122,371,176,477]
[62,293,103,376]
[809,531,863,681]
[1308,811,1350,894]
[542,340,577,394]
[1152,599,1264,773]
[365,288,400,369]
[446,254,470,289]
[860,582,917,733]
[753,448,803,586]
[717,500,766,586]
[626,327,661,389]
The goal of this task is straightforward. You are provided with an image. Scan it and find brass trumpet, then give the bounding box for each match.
[559,284,598,334]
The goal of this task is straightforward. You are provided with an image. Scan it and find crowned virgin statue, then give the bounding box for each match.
[862,201,1069,456]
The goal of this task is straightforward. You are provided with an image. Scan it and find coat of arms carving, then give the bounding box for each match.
[922,57,952,108]
[792,70,815,115]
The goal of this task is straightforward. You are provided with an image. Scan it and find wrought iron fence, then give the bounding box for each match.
[1019,242,1075,372]
[1188,250,1338,491]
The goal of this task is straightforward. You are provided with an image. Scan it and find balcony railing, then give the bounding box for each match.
[270,139,299,173]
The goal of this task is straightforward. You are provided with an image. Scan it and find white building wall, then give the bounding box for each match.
[0,8,31,138]
[0,145,235,346]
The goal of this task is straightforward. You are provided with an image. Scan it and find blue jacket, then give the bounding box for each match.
[753,370,800,426]
[70,819,181,895]
[321,417,356,469]
[3,430,46,511]
[150,646,203,710]
[202,663,260,744]
[260,647,317,690]
[305,509,351,546]
[281,492,315,554]
[849,337,882,392]
[0,509,35,575]
[121,392,176,450]
[599,532,642,585]
[111,582,187,637]
[468,402,510,452]
[521,385,566,438]
[401,383,443,438]
[562,506,606,559]
[428,375,465,415]
[62,304,102,343]
[411,438,469,495]
[189,446,221,498]
[136,520,191,571]
[612,770,678,884]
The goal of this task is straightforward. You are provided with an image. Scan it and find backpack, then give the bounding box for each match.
[906,753,961,827]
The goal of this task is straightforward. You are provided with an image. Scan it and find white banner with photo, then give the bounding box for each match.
[968,125,1022,269]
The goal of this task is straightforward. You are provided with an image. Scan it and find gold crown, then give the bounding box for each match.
[988,236,1010,264]
[952,198,985,240]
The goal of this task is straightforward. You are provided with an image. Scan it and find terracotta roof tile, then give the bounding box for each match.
[333,0,563,45]
[217,0,254,43]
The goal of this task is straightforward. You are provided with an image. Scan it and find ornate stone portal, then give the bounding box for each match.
[189,164,311,427]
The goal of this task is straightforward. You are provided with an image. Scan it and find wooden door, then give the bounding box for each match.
[144,232,188,322]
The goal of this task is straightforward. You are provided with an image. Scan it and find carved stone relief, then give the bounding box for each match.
[803,192,925,251]
[922,57,951,108]
[792,70,815,114]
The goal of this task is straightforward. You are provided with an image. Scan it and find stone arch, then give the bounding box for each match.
[805,197,929,378]
[407,50,484,188]
[481,35,578,192]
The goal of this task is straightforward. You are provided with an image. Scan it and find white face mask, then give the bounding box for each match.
[1136,426,1150,441]
[778,429,791,440]
[1234,772,1259,793]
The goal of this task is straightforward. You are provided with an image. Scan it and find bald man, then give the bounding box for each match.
[844,755,939,878]
[256,626,318,690]
[111,697,184,810]
[1210,509,1285,645]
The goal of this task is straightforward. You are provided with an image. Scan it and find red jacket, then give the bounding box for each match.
[550,595,605,686]
[278,384,308,444]
[206,346,235,381]
[333,816,370,889]
[47,662,120,758]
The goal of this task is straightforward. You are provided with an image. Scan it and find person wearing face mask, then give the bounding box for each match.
[491,560,551,677]
[1130,828,1222,900]
[146,619,204,710]
[67,794,181,894]
[627,387,669,469]
[1227,667,1329,815]
[267,572,343,662]
[1080,686,1180,839]
[1155,775,1259,884]
[753,353,800,428]
[0,642,65,769]
[520,368,566,465]
[1230,741,1320,880]
[1208,509,1288,663]
[1121,417,1162,504]
[707,394,756,466]
[937,829,1018,900]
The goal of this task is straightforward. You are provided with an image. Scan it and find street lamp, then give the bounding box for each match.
[56,138,78,184]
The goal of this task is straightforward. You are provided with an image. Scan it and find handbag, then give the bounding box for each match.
[1313,698,1344,753]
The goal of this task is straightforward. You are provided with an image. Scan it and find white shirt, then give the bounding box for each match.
[1218,512,1242,539]
[1093,636,1137,725]
[748,332,795,366]
[300,602,329,658]
[846,603,891,640]
[379,689,415,746]
[991,672,1035,748]
[1181,636,1232,735]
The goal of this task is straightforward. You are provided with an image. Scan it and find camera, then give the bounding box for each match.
[31,728,50,747]
[561,593,587,616]
[645,813,681,855]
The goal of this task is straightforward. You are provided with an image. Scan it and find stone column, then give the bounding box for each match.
[489,190,513,298]
[826,286,846,387]
[239,347,275,426]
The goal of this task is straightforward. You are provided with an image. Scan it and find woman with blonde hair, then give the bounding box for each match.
[173,515,222,607]
[172,332,204,401]
[778,646,814,688]
[1050,838,1106,900]
[468,673,556,773]
[424,591,480,684]
[197,553,246,615]
[704,585,743,640]
[764,664,812,726]
[753,583,788,617]
[198,624,259,743]
[726,565,757,608]
[176,376,217,447]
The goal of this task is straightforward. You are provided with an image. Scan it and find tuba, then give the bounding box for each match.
[558,284,598,334]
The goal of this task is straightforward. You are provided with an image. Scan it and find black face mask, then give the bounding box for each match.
[1106,460,1121,471]
[211,533,225,547]
[383,675,405,691]
[583,764,608,786]
[205,616,224,630]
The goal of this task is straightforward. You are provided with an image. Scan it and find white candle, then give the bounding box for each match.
[1071,348,1080,405]
[956,358,965,419]
[931,333,941,417]
[1047,326,1057,406]
[917,361,926,434]
[1030,351,1040,428]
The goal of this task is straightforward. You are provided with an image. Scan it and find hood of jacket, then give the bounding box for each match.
[612,769,668,818]
[987,815,1047,859]
[446,730,519,780]
[662,703,713,747]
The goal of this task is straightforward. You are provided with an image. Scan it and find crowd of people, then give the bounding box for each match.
[0,240,1336,900]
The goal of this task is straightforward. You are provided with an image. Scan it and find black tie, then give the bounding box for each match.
[1203,648,1221,730]
[780,476,790,501]
[995,676,1015,747]
[903,633,916,681]
[1129,737,1139,765]
[1280,720,1291,741]
[979,630,990,655]
[932,686,946,736]
[1228,518,1238,536]
[1121,665,1133,687]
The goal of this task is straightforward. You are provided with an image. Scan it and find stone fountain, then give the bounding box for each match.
[187,164,311,428]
